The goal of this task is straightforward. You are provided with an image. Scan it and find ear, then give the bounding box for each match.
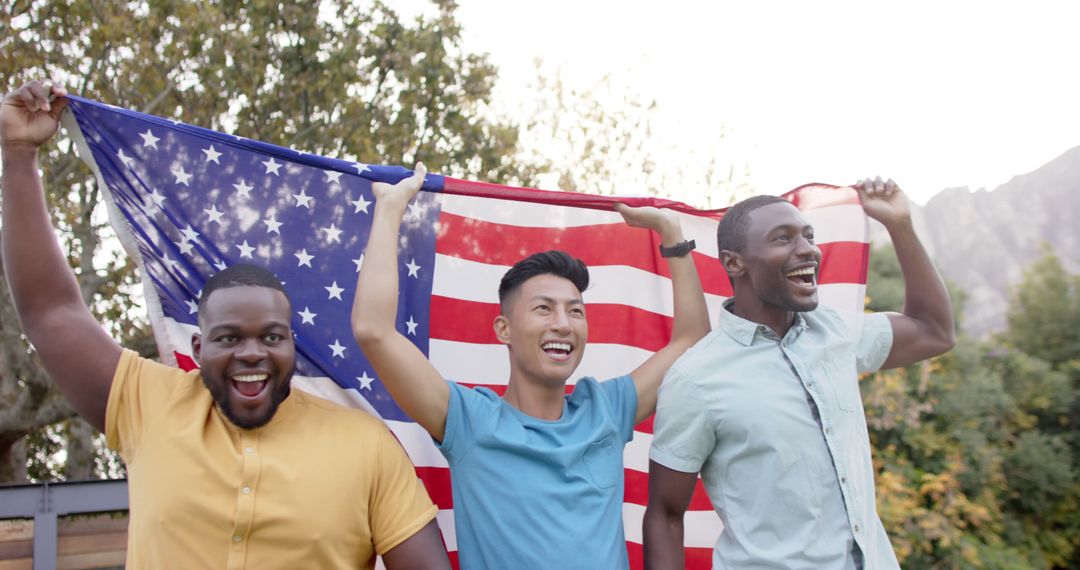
[493,315,511,345]
[191,332,203,365]
[720,250,745,279]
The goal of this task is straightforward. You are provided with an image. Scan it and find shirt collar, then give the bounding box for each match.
[718,298,809,346]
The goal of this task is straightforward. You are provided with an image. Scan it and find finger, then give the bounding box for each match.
[885,178,898,194]
[26,80,52,112]
[873,175,884,193]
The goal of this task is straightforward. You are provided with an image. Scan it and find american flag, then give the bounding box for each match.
[63,96,870,569]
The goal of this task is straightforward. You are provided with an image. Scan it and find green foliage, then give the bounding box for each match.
[1005,244,1080,367]
[864,245,1080,568]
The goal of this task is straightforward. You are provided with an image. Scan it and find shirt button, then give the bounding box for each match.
[841,476,847,483]
[854,524,861,533]
[244,447,254,454]
[233,535,242,543]
[242,486,252,495]
[824,427,831,434]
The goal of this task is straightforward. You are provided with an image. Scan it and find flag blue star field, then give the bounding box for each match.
[63,95,872,569]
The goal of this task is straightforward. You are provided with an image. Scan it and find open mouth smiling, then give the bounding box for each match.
[785,266,817,288]
[231,372,270,398]
[541,341,574,361]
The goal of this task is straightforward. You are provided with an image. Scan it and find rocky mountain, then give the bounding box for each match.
[872,145,1080,337]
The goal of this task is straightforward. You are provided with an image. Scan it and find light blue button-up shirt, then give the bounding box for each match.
[650,301,900,569]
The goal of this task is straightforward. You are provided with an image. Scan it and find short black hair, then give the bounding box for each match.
[498,251,589,311]
[716,195,789,255]
[197,264,289,318]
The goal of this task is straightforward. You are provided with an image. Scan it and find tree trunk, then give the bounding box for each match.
[0,435,29,483]
[63,417,98,480]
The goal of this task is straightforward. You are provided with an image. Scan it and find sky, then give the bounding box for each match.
[400,0,1080,205]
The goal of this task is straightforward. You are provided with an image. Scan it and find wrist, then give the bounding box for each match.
[1,142,41,160]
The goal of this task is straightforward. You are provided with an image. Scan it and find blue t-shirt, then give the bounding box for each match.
[437,376,637,569]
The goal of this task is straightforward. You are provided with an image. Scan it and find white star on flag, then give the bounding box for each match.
[139,129,160,149]
[294,249,314,267]
[148,189,166,209]
[263,216,282,234]
[329,340,346,358]
[173,166,192,186]
[352,255,364,273]
[351,195,371,214]
[236,240,255,259]
[117,149,135,167]
[213,260,228,271]
[292,190,313,209]
[406,258,421,278]
[325,171,343,184]
[262,157,283,175]
[325,281,344,301]
[174,239,194,255]
[352,162,370,173]
[406,316,418,335]
[204,205,225,225]
[185,300,198,314]
[298,307,317,325]
[357,372,374,390]
[233,179,253,199]
[406,201,423,220]
[202,145,222,164]
[322,224,342,244]
[179,225,200,242]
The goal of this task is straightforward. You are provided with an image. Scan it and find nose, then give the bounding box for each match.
[795,235,819,259]
[549,308,573,334]
[234,338,267,362]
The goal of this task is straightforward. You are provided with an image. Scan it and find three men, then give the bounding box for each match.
[2,81,450,568]
[643,182,955,568]
[351,164,710,568]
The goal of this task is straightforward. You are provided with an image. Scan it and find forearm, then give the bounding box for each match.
[351,199,408,341]
[1,145,87,333]
[643,508,686,569]
[660,222,709,345]
[886,219,954,341]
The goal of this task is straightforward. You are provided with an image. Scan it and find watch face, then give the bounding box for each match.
[660,239,695,258]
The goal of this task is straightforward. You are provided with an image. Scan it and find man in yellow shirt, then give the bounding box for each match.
[1,79,450,569]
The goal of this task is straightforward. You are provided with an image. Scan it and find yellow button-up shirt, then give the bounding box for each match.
[105,350,437,569]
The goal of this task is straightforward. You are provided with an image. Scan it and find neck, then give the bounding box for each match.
[729,294,796,338]
[502,375,566,421]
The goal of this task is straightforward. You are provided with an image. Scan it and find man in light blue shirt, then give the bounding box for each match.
[352,164,711,568]
[644,178,956,569]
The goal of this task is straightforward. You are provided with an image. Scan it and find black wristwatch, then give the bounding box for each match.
[659,239,696,258]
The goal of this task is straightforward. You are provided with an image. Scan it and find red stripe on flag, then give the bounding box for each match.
[416,466,454,509]
[786,183,862,209]
[430,296,673,351]
[627,542,713,570]
[174,351,198,371]
[441,177,724,217]
[819,242,869,284]
[436,212,732,297]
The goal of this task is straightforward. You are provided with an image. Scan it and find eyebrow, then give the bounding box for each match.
[530,295,584,305]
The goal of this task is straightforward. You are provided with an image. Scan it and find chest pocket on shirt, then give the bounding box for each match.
[822,360,860,412]
[583,435,622,489]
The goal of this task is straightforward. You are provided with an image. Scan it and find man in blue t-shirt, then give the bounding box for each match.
[351,164,710,569]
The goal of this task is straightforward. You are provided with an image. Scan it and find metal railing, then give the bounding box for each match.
[0,479,128,570]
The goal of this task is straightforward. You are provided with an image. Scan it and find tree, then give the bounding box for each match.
[1005,244,1080,368]
[863,244,1080,568]
[0,0,530,483]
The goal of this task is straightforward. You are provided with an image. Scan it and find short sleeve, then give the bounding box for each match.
[105,349,184,461]
[369,425,439,554]
[648,367,715,474]
[597,375,638,442]
[856,313,894,373]
[436,382,498,464]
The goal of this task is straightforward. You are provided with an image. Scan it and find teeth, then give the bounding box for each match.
[542,342,571,352]
[233,374,268,383]
[786,267,816,277]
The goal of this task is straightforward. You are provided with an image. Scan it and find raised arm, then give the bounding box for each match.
[351,163,450,440]
[642,460,698,570]
[615,204,710,422]
[857,177,955,368]
[1,80,122,431]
